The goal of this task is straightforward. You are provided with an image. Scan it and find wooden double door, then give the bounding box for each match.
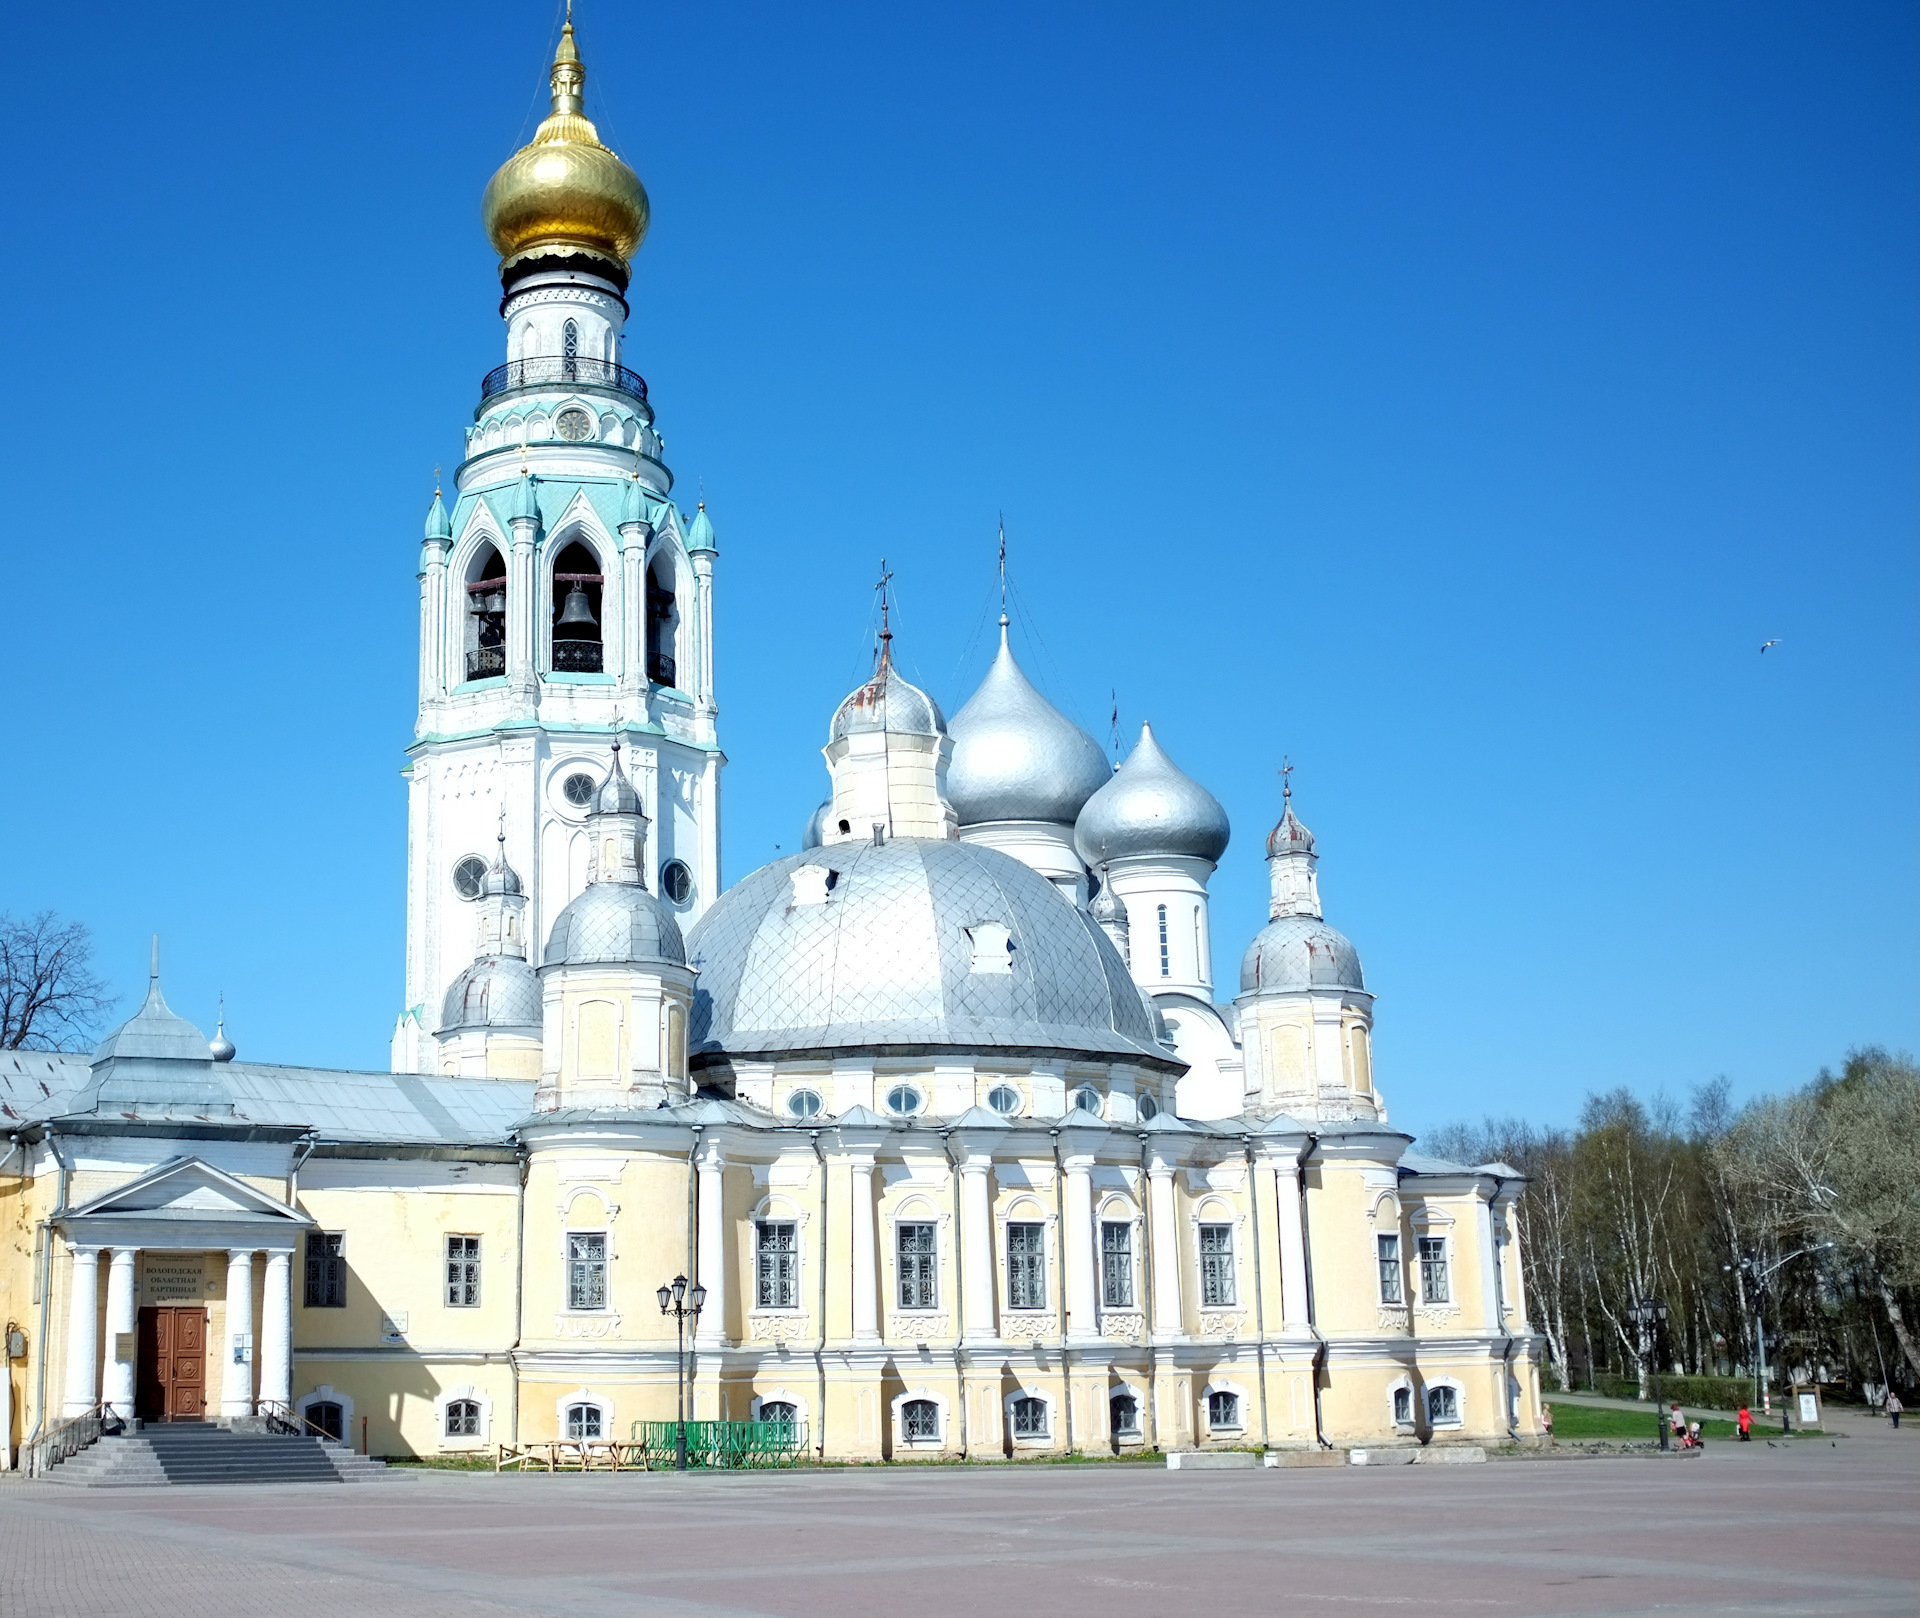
[137,1306,207,1421]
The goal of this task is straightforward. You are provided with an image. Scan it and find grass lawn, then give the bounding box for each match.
[1544,1402,1743,1442]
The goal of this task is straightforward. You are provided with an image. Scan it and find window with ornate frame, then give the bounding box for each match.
[896,1222,937,1309]
[901,1398,940,1443]
[1207,1389,1241,1430]
[567,1232,607,1312]
[756,1220,798,1309]
[1100,1221,1134,1308]
[446,1234,480,1307]
[1007,1221,1047,1309]
[565,1401,603,1439]
[1198,1223,1235,1307]
[1427,1384,1461,1426]
[1418,1235,1450,1304]
[445,1398,482,1438]
[1376,1232,1403,1304]
[1011,1394,1049,1439]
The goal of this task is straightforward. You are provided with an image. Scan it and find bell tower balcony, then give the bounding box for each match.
[480,356,650,411]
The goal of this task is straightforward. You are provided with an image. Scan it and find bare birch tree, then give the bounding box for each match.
[0,910,114,1050]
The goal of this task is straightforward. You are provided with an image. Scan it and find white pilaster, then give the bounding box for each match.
[957,1151,996,1343]
[507,510,538,701]
[222,1250,256,1418]
[1475,1192,1502,1330]
[260,1249,293,1411]
[1269,1154,1310,1332]
[62,1245,102,1417]
[1146,1165,1183,1341]
[695,1144,726,1345]
[1061,1153,1099,1341]
[102,1248,138,1417]
[849,1154,880,1342]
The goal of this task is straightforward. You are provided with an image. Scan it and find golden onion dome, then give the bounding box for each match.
[481,20,649,284]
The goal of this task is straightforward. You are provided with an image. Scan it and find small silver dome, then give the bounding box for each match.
[1240,914,1365,993]
[1074,723,1230,865]
[545,883,687,968]
[440,954,543,1032]
[594,738,645,816]
[1090,868,1127,927]
[801,798,831,851]
[687,837,1167,1066]
[947,623,1110,826]
[1267,793,1315,858]
[830,646,945,742]
[481,836,524,898]
[208,1014,236,1063]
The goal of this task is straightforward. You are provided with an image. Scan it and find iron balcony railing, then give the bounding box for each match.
[480,356,649,405]
[466,647,507,682]
[553,640,604,674]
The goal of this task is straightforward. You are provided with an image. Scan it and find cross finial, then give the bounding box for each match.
[1109,691,1121,769]
[875,558,895,660]
[1280,755,1294,803]
[433,464,442,498]
[497,806,507,848]
[997,516,1008,626]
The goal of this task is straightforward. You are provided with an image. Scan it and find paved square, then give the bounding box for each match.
[3,1428,1915,1618]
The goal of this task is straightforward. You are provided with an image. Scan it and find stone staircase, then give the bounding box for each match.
[47,1422,391,1487]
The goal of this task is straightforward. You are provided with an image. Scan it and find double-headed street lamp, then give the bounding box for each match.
[657,1273,707,1472]
[1724,1243,1835,1418]
[1628,1297,1670,1450]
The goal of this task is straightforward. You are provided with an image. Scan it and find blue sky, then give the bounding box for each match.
[2,1,1912,1136]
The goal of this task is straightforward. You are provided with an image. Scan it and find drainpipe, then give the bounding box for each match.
[942,1129,968,1459]
[1137,1131,1158,1450]
[810,1128,829,1462]
[511,1142,528,1444]
[685,1124,703,1423]
[1296,1135,1331,1449]
[1050,1127,1072,1455]
[1245,1141,1270,1448]
[30,1133,73,1445]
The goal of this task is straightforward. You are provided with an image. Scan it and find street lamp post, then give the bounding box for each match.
[656,1273,707,1472]
[1629,1298,1670,1451]
[1724,1244,1834,1418]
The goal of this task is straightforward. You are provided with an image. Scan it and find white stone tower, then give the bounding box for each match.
[393,21,722,1074]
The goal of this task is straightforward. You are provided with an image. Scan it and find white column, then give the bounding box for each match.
[222,1250,257,1418]
[62,1245,102,1417]
[1270,1154,1310,1332]
[259,1250,293,1410]
[618,522,647,698]
[102,1248,138,1417]
[1146,1164,1183,1341]
[1062,1154,1098,1341]
[849,1154,879,1342]
[695,1143,726,1346]
[1475,1193,1502,1330]
[958,1152,995,1343]
[507,513,538,700]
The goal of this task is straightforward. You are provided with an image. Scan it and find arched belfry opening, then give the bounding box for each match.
[550,539,604,674]
[646,560,677,688]
[465,543,507,682]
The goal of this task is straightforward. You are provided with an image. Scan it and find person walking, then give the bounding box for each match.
[1888,1391,1903,1431]
[1669,1402,1686,1444]
[1541,1403,1554,1445]
[1738,1404,1752,1441]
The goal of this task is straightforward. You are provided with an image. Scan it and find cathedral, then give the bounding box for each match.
[0,22,1543,1467]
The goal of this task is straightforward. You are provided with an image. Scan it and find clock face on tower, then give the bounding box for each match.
[555,407,593,442]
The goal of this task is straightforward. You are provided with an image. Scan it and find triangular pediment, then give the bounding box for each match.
[65,1156,309,1224]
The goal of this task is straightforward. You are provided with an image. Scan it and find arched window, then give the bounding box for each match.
[1010,1395,1048,1438]
[1110,1392,1140,1438]
[565,1401,603,1439]
[550,540,604,674]
[1207,1389,1241,1430]
[307,1400,344,1443]
[464,543,507,682]
[759,1400,798,1432]
[1392,1387,1413,1425]
[900,1398,939,1442]
[562,318,579,381]
[1427,1385,1460,1426]
[445,1399,481,1438]
[646,561,678,687]
[1157,904,1170,978]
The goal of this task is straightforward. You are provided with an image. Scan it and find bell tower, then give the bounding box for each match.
[393,20,723,1074]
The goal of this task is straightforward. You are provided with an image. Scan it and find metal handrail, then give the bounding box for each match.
[258,1399,340,1442]
[23,1401,111,1478]
[480,356,649,405]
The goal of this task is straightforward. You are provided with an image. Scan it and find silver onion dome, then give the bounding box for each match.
[830,644,945,742]
[594,737,645,815]
[545,883,687,968]
[801,798,831,851]
[440,954,543,1032]
[1240,914,1365,993]
[1267,794,1315,857]
[1074,723,1230,865]
[686,837,1169,1066]
[947,622,1111,826]
[1090,873,1128,927]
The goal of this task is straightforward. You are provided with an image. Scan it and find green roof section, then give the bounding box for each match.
[424,489,452,541]
[686,502,717,554]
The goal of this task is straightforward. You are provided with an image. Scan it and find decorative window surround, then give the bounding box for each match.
[435,1383,492,1449]
[891,1389,947,1450]
[1005,1388,1054,1444]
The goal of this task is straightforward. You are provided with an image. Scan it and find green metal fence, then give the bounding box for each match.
[628,1419,809,1469]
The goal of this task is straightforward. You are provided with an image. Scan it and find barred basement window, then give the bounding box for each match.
[446,1235,480,1307]
[901,1398,939,1442]
[445,1398,481,1438]
[1418,1236,1450,1304]
[307,1400,344,1442]
[760,1400,798,1431]
[568,1232,607,1311]
[1377,1233,1403,1305]
[566,1401,603,1439]
[1110,1393,1140,1436]
[756,1221,798,1309]
[1007,1222,1046,1309]
[1393,1387,1413,1425]
[1208,1390,1240,1429]
[305,1233,346,1308]
[1198,1223,1235,1306]
[1100,1221,1134,1308]
[1427,1385,1460,1426]
[1157,904,1170,977]
[897,1222,937,1309]
[1011,1395,1048,1438]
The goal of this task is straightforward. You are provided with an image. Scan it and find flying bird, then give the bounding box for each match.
[1760,639,1780,653]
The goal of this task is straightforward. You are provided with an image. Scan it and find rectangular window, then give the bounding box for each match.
[304,1232,346,1308]
[897,1222,937,1309]
[567,1232,607,1312]
[1198,1224,1235,1307]
[1377,1233,1403,1305]
[1100,1221,1134,1309]
[1207,1389,1240,1429]
[445,1235,480,1308]
[1157,904,1170,977]
[1011,1395,1048,1437]
[1428,1385,1459,1426]
[756,1221,798,1309]
[1418,1236,1450,1304]
[1007,1222,1047,1310]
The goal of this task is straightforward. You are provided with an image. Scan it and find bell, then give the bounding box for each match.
[554,583,598,639]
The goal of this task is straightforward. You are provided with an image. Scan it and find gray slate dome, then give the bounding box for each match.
[687,837,1169,1066]
[1075,723,1230,865]
[830,646,945,742]
[947,624,1111,826]
[1240,914,1365,993]
[440,954,542,1032]
[545,883,687,968]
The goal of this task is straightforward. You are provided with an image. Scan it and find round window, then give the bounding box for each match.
[987,1084,1022,1117]
[661,859,695,906]
[562,771,596,808]
[555,406,594,442]
[452,855,488,900]
[1070,1086,1102,1115]
[884,1085,922,1117]
[786,1089,823,1121]
[1138,1093,1160,1121]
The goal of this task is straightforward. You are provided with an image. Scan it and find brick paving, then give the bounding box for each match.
[2,1427,1915,1618]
